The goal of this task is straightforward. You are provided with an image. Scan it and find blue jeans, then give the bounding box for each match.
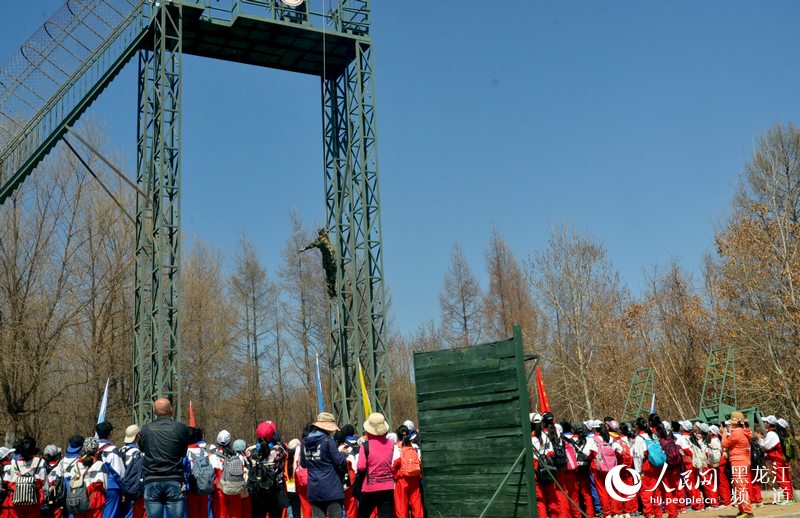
[103,489,121,518]
[144,481,185,518]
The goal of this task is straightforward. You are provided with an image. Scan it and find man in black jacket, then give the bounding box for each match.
[140,398,190,518]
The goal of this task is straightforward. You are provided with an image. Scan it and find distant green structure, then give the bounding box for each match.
[622,367,654,423]
[697,345,760,427]
[414,326,537,518]
[0,0,389,426]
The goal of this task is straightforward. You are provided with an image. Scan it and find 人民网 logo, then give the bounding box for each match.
[605,465,642,502]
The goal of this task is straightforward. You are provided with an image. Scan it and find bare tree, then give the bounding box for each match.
[484,227,539,344]
[528,225,627,421]
[439,242,483,347]
[230,236,271,431]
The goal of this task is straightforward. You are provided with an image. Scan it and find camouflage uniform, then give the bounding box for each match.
[301,232,337,298]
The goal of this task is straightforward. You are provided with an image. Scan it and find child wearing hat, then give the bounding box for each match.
[755,416,793,503]
[3,436,48,518]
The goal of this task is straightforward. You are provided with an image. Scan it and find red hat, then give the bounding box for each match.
[256,421,276,441]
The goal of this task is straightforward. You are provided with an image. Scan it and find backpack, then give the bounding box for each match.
[119,447,144,499]
[565,436,589,467]
[247,446,284,498]
[536,454,557,485]
[66,464,91,514]
[593,436,617,473]
[12,459,40,506]
[619,441,634,468]
[548,430,568,471]
[784,434,797,462]
[690,442,707,469]
[219,453,247,495]
[660,436,682,469]
[750,440,764,468]
[563,440,579,471]
[189,451,215,495]
[45,459,76,509]
[707,440,722,468]
[398,445,422,478]
[645,438,666,468]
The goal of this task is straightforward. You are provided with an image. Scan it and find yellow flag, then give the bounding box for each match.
[359,362,373,416]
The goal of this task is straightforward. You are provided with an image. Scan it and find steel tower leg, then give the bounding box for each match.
[133,3,182,424]
[621,367,654,423]
[323,36,390,427]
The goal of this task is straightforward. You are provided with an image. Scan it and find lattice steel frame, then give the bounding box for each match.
[133,3,182,424]
[698,345,737,422]
[621,367,654,423]
[324,3,389,426]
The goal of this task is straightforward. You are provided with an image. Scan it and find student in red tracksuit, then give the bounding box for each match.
[756,417,793,503]
[633,418,663,518]
[530,415,551,518]
[695,423,718,508]
[591,423,622,518]
[3,437,48,518]
[392,425,424,518]
[608,421,635,518]
[187,428,212,518]
[709,425,731,506]
[0,446,17,518]
[575,423,598,518]
[559,422,583,518]
[675,421,703,510]
[658,422,682,518]
[211,431,245,518]
[540,413,570,518]
[72,441,108,518]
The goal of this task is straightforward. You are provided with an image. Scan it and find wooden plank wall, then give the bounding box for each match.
[414,338,534,517]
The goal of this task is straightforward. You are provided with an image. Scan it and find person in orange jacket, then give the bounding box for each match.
[721,411,753,518]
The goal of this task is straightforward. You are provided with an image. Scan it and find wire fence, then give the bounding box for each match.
[0,0,140,151]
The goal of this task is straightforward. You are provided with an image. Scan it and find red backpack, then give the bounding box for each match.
[398,446,422,478]
[619,441,634,468]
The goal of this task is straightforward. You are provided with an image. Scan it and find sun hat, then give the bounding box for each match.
[680,420,693,432]
[386,432,398,443]
[777,418,789,429]
[709,425,720,436]
[697,422,710,434]
[313,412,339,433]
[762,415,778,425]
[66,435,84,454]
[403,420,416,433]
[590,420,602,430]
[216,430,232,446]
[256,421,277,442]
[730,411,746,425]
[233,439,247,453]
[530,413,543,424]
[664,422,673,433]
[287,438,301,450]
[124,424,141,443]
[363,413,389,436]
[0,447,15,460]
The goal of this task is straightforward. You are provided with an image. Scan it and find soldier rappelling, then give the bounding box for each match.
[299,228,337,298]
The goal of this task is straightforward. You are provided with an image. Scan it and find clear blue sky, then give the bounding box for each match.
[3,2,799,334]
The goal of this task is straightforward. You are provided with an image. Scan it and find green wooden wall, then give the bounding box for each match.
[414,328,536,517]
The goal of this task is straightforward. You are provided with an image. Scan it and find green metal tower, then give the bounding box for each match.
[0,0,390,426]
[698,345,737,424]
[621,367,654,423]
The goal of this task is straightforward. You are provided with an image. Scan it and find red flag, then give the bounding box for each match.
[535,366,551,413]
[188,400,196,427]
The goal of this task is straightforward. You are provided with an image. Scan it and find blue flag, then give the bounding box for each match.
[315,353,325,413]
[650,392,656,415]
[97,378,110,426]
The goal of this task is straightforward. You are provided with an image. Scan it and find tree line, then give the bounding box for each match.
[1,123,798,447]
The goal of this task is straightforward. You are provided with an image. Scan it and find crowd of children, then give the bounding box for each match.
[531,411,796,518]
[0,413,423,518]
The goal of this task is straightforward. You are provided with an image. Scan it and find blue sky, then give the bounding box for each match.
[3,1,799,334]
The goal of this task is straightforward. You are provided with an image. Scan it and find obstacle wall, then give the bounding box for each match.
[414,326,536,517]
